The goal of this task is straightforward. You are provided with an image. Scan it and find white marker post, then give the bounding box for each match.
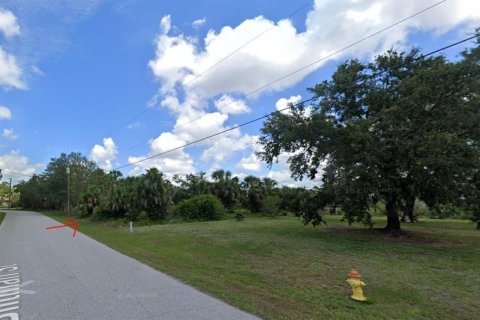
[129,222,133,233]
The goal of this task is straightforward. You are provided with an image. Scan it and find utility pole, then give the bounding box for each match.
[66,166,70,216]
[9,177,12,208]
[0,169,2,208]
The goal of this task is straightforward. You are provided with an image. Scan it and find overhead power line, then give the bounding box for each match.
[113,32,478,171]
[114,0,448,157]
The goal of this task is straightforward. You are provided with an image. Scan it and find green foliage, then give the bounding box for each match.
[74,203,88,217]
[235,212,245,221]
[428,204,470,220]
[124,209,151,225]
[240,176,278,213]
[13,151,288,223]
[175,194,226,221]
[260,195,281,216]
[0,182,19,208]
[137,168,173,220]
[467,203,480,230]
[210,170,241,211]
[277,187,314,216]
[137,211,150,224]
[125,209,142,222]
[0,183,9,195]
[173,172,211,199]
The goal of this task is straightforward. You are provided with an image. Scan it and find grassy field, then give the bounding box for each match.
[0,211,4,225]
[40,211,480,320]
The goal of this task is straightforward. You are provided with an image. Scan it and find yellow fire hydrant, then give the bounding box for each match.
[346,269,367,301]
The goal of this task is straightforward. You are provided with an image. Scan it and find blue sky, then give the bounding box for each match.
[0,0,479,186]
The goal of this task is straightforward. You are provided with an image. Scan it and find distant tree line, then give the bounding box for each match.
[14,152,318,222]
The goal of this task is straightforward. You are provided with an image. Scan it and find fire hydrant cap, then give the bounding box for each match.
[348,269,361,279]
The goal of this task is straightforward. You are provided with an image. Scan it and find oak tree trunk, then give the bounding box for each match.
[385,195,401,231]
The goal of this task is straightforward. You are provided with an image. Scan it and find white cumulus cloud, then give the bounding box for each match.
[0,150,43,179]
[201,128,253,164]
[150,1,480,99]
[215,94,250,114]
[2,128,17,140]
[237,153,262,171]
[236,135,263,172]
[0,46,25,90]
[0,7,24,90]
[0,106,12,120]
[275,95,302,115]
[128,132,195,178]
[0,7,20,38]
[192,17,206,28]
[90,137,118,171]
[126,121,144,130]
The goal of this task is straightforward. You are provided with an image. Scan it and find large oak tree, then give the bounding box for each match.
[258,40,480,231]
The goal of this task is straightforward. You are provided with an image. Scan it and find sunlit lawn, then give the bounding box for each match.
[41,211,480,320]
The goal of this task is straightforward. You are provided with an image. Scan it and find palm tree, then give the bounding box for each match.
[262,178,278,193]
[241,176,278,212]
[137,168,173,220]
[211,170,240,211]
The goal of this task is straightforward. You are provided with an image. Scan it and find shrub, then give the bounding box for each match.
[427,204,470,219]
[125,209,142,221]
[92,209,114,221]
[75,203,88,217]
[137,211,150,224]
[233,208,251,216]
[235,213,245,221]
[261,195,281,216]
[175,194,226,221]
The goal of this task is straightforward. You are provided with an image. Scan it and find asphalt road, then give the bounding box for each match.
[0,210,260,320]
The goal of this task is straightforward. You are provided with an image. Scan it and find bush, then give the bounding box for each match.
[233,208,252,216]
[427,204,470,219]
[75,203,88,217]
[125,209,143,222]
[137,211,150,224]
[175,194,226,221]
[235,213,245,221]
[261,195,281,216]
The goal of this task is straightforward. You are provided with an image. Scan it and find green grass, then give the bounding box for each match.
[39,211,480,320]
[0,211,5,225]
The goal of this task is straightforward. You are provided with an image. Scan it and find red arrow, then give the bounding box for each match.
[46,217,79,237]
